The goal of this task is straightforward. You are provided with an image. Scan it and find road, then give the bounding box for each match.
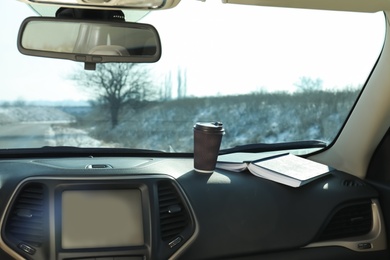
[0,122,52,148]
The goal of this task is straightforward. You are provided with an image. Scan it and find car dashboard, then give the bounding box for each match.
[0,156,387,260]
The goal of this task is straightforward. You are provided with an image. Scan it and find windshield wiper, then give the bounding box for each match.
[0,146,167,159]
[218,140,327,155]
[40,146,165,153]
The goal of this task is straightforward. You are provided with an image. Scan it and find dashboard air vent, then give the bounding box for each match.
[158,181,190,241]
[317,201,372,241]
[342,179,365,187]
[5,183,46,247]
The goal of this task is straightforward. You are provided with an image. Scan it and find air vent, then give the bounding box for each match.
[342,179,365,187]
[5,183,46,247]
[158,181,190,241]
[317,201,372,241]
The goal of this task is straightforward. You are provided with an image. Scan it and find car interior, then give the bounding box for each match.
[2,0,390,259]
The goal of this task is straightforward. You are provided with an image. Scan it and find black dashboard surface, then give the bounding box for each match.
[0,156,386,260]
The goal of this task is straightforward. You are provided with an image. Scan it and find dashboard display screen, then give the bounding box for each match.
[61,189,144,249]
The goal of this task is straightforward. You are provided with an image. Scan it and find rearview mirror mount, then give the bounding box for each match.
[17,16,162,70]
[18,0,180,10]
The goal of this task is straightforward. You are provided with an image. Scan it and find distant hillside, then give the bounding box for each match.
[86,90,360,152]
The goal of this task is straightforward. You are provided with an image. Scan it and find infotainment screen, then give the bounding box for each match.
[61,189,144,249]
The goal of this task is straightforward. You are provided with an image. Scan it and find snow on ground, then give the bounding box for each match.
[0,106,75,124]
[47,125,103,147]
[0,106,108,148]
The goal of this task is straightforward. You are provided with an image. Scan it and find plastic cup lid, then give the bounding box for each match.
[194,122,224,133]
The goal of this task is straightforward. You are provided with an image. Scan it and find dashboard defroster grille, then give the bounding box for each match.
[158,181,190,241]
[5,183,46,247]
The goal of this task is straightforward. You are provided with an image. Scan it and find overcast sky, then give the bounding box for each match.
[0,0,386,102]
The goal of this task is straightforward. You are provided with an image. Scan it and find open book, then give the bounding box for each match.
[216,153,331,188]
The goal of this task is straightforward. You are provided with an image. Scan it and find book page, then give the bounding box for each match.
[252,154,330,181]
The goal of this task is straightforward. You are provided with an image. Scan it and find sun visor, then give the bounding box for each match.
[222,0,390,12]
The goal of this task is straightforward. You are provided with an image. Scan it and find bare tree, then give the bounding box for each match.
[177,67,187,99]
[71,63,155,128]
[161,68,187,100]
[294,77,323,93]
[162,71,173,100]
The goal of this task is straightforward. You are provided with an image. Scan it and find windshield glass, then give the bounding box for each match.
[1,0,385,152]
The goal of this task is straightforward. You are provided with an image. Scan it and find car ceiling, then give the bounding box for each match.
[223,0,390,12]
[23,0,390,14]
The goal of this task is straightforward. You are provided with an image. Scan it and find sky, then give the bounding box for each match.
[1,0,82,102]
[0,0,386,102]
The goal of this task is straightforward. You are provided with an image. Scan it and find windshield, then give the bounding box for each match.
[1,0,385,153]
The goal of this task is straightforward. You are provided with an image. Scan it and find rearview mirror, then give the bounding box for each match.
[18,17,162,68]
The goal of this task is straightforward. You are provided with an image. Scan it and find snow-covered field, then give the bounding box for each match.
[0,106,75,124]
[0,106,106,147]
[45,124,104,147]
[0,89,359,151]
[88,90,359,152]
